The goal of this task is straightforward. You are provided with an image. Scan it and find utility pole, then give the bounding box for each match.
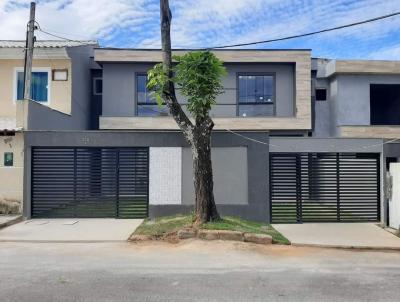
[23,2,36,101]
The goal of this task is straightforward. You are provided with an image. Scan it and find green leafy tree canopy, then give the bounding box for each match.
[147,51,227,119]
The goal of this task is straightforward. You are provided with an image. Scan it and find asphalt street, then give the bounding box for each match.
[1,240,400,301]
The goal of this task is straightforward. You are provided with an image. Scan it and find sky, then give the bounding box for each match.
[0,0,400,59]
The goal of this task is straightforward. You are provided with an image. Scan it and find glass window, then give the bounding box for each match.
[238,75,274,117]
[136,74,168,116]
[316,88,327,101]
[17,71,49,102]
[4,152,13,167]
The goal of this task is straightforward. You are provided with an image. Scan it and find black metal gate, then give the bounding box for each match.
[270,153,380,223]
[31,147,149,218]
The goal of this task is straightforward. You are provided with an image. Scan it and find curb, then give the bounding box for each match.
[0,215,23,230]
[291,242,400,252]
[0,239,127,243]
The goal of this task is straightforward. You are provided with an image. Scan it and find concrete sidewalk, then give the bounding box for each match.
[0,219,143,242]
[0,215,22,229]
[273,223,400,250]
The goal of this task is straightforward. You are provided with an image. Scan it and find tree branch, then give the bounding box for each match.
[160,0,193,139]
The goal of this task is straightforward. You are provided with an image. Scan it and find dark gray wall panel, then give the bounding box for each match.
[182,147,248,205]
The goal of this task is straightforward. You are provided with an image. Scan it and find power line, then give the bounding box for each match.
[38,27,92,40]
[205,11,400,49]
[35,22,94,45]
[38,28,87,43]
[225,129,400,152]
[35,11,400,50]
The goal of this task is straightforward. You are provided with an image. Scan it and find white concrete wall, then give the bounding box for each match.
[0,133,23,213]
[149,147,182,205]
[389,163,400,230]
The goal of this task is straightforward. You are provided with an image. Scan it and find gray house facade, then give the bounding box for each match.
[20,48,400,226]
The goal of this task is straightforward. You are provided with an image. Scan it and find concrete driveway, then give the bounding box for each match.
[0,219,143,242]
[273,223,400,250]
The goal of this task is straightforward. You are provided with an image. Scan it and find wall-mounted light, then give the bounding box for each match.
[52,69,68,81]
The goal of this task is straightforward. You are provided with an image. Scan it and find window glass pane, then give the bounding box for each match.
[263,76,273,102]
[4,152,13,167]
[255,76,264,102]
[138,105,169,116]
[137,74,156,104]
[31,72,48,102]
[17,71,48,102]
[237,74,275,117]
[316,88,327,101]
[238,76,247,103]
[246,76,256,102]
[238,75,274,104]
[17,72,24,100]
[238,104,274,117]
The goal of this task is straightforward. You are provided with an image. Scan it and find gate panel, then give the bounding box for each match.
[32,148,75,218]
[270,153,380,223]
[118,148,149,218]
[32,147,149,218]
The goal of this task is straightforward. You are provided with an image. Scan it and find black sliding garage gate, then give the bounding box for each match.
[31,147,149,218]
[270,153,380,223]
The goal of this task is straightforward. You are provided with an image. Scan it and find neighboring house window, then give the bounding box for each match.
[370,84,400,125]
[4,152,13,167]
[16,70,49,102]
[52,69,68,81]
[238,74,275,117]
[136,74,168,116]
[316,88,327,101]
[93,78,102,95]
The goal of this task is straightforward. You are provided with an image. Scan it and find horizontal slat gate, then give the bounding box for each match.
[270,153,380,223]
[32,147,149,218]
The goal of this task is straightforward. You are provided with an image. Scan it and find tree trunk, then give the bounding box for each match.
[159,0,220,224]
[192,128,220,224]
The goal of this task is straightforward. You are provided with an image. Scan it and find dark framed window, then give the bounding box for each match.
[4,152,13,167]
[52,69,68,81]
[93,78,103,95]
[237,74,275,117]
[370,84,400,125]
[17,70,49,102]
[136,74,168,116]
[316,88,327,101]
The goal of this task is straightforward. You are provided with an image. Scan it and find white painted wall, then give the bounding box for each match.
[389,163,400,230]
[149,147,182,205]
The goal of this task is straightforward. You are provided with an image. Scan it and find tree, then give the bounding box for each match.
[147,0,226,224]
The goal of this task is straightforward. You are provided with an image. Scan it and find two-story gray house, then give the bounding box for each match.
[20,48,400,227]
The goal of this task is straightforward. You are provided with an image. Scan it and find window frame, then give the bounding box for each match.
[93,77,103,96]
[4,152,13,167]
[52,69,68,81]
[13,67,51,104]
[236,72,276,117]
[135,72,167,116]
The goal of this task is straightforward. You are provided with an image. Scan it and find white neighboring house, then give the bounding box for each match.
[0,40,98,214]
[0,117,23,213]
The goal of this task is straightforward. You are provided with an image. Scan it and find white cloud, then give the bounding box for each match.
[0,0,399,58]
[0,0,158,43]
[368,44,400,60]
